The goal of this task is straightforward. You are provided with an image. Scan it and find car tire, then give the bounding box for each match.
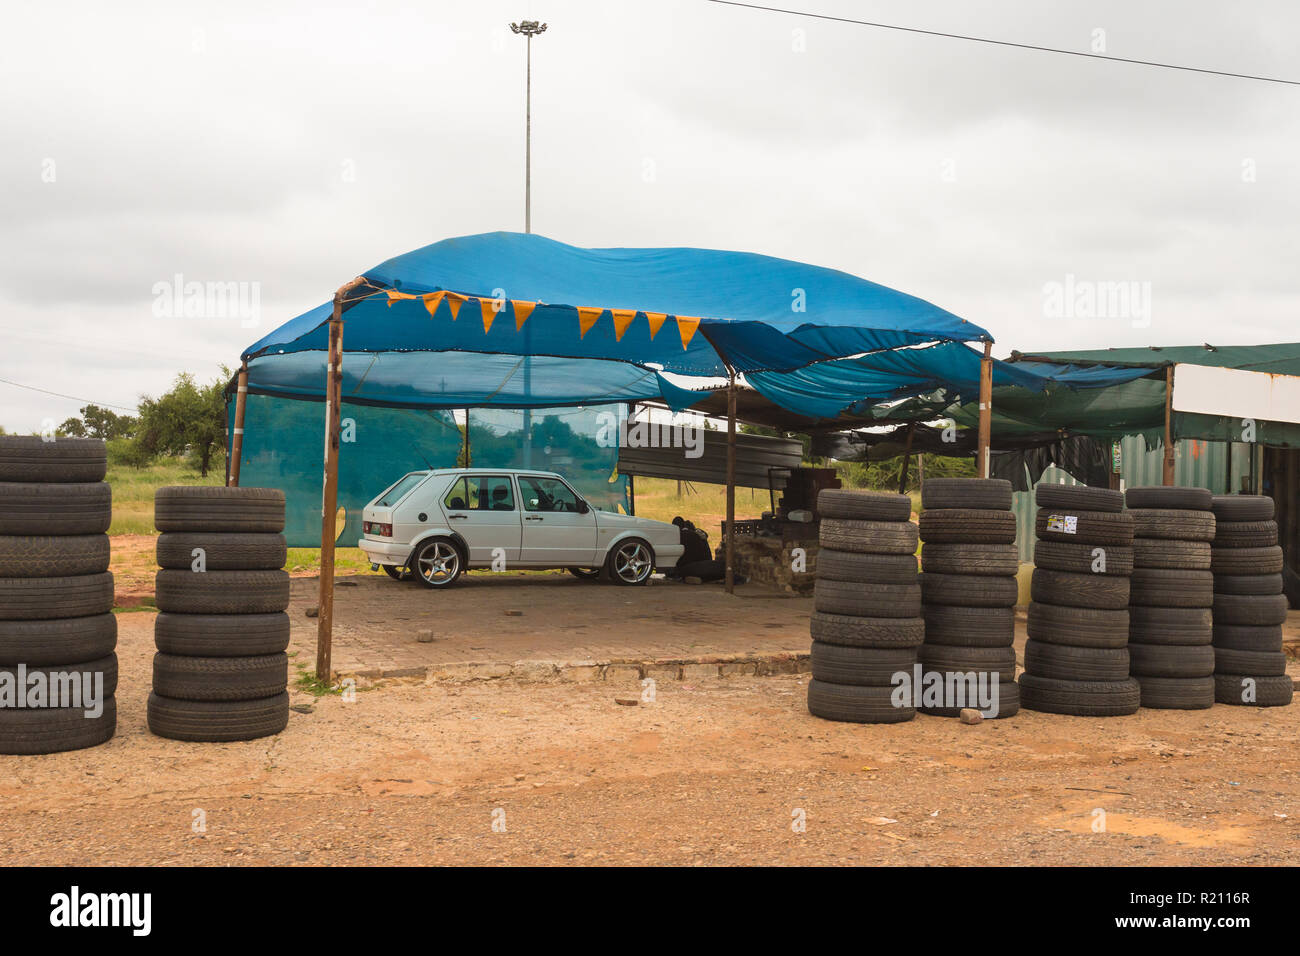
[809,642,916,686]
[0,653,118,698]
[1023,640,1129,681]
[1128,568,1214,608]
[918,509,1017,544]
[1211,624,1283,653]
[0,572,115,620]
[0,436,108,483]
[154,612,290,656]
[1212,647,1287,677]
[813,580,920,618]
[921,605,1015,647]
[0,534,111,578]
[1033,540,1133,576]
[0,483,112,536]
[1212,592,1288,626]
[1030,569,1130,610]
[1127,641,1215,678]
[1131,538,1210,571]
[1210,546,1283,576]
[1027,602,1129,648]
[1125,486,1213,511]
[1211,495,1274,522]
[153,653,288,701]
[1212,573,1283,596]
[412,537,464,589]
[817,549,917,584]
[819,519,918,555]
[155,569,289,614]
[806,679,914,724]
[920,478,1013,511]
[810,612,924,649]
[605,538,655,586]
[1128,508,1216,542]
[156,532,287,571]
[1018,674,1141,717]
[154,486,285,533]
[0,697,116,754]
[1127,605,1213,645]
[1034,484,1124,513]
[1213,673,1294,707]
[1212,520,1279,549]
[920,543,1019,576]
[147,691,290,741]
[920,572,1019,608]
[1135,675,1215,710]
[0,613,117,665]
[817,489,912,522]
[917,644,1016,681]
[1034,509,1134,546]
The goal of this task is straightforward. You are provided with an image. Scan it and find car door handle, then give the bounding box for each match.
[525,515,543,521]
[448,513,468,519]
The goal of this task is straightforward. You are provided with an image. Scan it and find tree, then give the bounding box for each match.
[59,404,136,440]
[133,370,229,476]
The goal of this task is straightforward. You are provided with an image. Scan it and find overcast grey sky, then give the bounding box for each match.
[2,0,1296,431]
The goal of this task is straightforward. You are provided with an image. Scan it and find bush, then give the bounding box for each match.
[107,437,155,469]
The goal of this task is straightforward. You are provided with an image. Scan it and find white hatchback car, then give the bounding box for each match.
[358,468,685,588]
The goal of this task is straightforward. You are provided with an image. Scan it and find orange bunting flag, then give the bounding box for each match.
[512,300,536,330]
[577,306,604,339]
[480,298,500,333]
[386,290,417,307]
[421,291,445,318]
[644,312,668,340]
[611,309,637,342]
[445,293,467,321]
[676,316,701,349]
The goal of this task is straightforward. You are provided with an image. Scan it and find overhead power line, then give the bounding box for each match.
[0,377,138,413]
[707,1,1300,86]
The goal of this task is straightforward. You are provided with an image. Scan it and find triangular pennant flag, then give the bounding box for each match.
[611,309,637,342]
[421,291,446,318]
[512,300,536,330]
[577,306,604,339]
[644,312,668,340]
[480,298,499,333]
[386,290,417,307]
[446,293,466,321]
[676,316,701,350]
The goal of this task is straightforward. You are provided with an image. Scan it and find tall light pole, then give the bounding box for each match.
[510,19,547,234]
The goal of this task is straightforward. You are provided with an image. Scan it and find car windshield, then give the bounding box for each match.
[375,473,426,506]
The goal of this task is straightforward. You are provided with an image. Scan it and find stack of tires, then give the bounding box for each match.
[1124,486,1217,709]
[807,490,920,724]
[1209,495,1293,708]
[1021,485,1140,716]
[917,478,1020,718]
[0,437,117,753]
[147,487,291,742]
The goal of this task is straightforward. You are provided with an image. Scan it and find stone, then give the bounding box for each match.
[305,606,319,618]
[511,661,559,682]
[959,708,984,725]
[504,609,523,616]
[290,704,314,714]
[560,663,602,682]
[614,697,639,707]
[681,663,718,681]
[603,664,642,683]
[416,629,435,643]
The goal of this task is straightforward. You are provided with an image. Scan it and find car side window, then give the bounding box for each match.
[519,476,580,513]
[445,476,515,511]
[443,477,469,511]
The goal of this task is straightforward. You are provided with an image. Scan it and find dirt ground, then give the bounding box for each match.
[1,609,1297,866]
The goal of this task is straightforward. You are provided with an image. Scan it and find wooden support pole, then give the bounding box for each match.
[976,340,993,479]
[227,362,249,487]
[1162,364,1176,486]
[317,277,365,684]
[897,422,916,495]
[724,369,737,594]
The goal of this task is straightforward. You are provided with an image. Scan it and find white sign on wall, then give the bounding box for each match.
[1170,363,1300,426]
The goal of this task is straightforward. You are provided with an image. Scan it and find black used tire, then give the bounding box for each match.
[1212,592,1288,626]
[147,691,291,741]
[809,642,916,686]
[1033,540,1133,576]
[1132,538,1210,571]
[918,680,1020,719]
[0,483,111,536]
[153,652,288,701]
[154,612,291,656]
[919,509,1016,544]
[1128,606,1212,645]
[1211,624,1283,653]
[819,518,918,555]
[1211,495,1274,523]
[1210,546,1283,576]
[1129,509,1216,543]
[817,489,912,522]
[921,605,1015,647]
[1136,675,1215,710]
[1023,640,1129,681]
[1034,509,1134,546]
[155,486,286,533]
[920,572,1019,608]
[918,644,1016,681]
[0,572,114,620]
[1128,568,1214,608]
[813,580,920,618]
[1213,573,1283,596]
[1213,647,1287,677]
[1125,486,1213,511]
[1213,673,1294,707]
[809,613,924,649]
[1211,520,1277,549]
[1027,602,1129,648]
[816,549,917,585]
[806,679,914,724]
[921,543,1019,576]
[0,613,117,665]
[154,569,290,614]
[0,652,117,698]
[1035,484,1124,513]
[1030,569,1129,610]
[156,533,287,571]
[1019,674,1141,717]
[0,534,110,578]
[0,697,116,754]
[921,478,1012,511]
[0,436,107,483]
[1127,641,1214,678]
